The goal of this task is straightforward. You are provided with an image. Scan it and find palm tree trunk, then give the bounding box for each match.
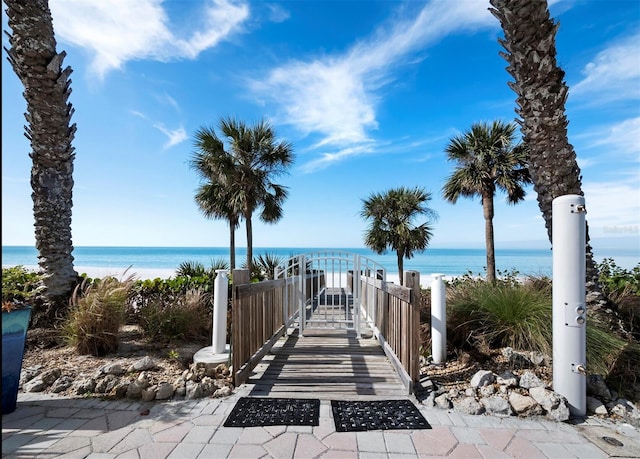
[482,191,497,283]
[229,222,236,270]
[5,0,78,313]
[489,0,609,313]
[245,214,253,270]
[397,250,404,286]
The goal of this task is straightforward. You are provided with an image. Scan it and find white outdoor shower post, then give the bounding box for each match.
[552,195,587,417]
[212,270,229,354]
[431,274,447,364]
[193,269,230,365]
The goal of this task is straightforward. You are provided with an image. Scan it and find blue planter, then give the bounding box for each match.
[2,307,32,415]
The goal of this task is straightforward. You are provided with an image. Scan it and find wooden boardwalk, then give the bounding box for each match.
[243,294,408,400]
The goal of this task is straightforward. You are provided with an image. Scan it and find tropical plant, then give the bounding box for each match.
[191,117,294,271]
[191,134,242,270]
[64,274,135,356]
[361,186,438,285]
[442,120,531,283]
[4,0,78,311]
[176,261,207,278]
[245,252,286,281]
[445,276,629,380]
[138,288,210,342]
[489,0,606,309]
[2,266,41,304]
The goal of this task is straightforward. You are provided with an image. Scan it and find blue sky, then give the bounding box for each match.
[2,0,639,252]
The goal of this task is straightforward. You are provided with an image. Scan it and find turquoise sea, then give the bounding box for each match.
[2,246,638,277]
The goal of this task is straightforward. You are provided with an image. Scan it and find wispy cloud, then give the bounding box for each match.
[571,31,640,103]
[575,117,640,161]
[249,1,496,172]
[50,0,249,79]
[153,123,187,149]
[584,175,640,234]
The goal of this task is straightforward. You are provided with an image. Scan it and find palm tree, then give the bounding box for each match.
[442,121,531,283]
[192,118,294,270]
[361,187,438,286]
[489,0,607,310]
[5,0,78,311]
[190,132,242,269]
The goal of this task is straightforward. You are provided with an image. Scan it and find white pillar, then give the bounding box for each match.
[431,274,447,364]
[212,270,229,354]
[552,195,587,417]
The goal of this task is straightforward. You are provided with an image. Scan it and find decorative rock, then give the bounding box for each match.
[98,362,124,376]
[586,374,612,402]
[586,396,608,416]
[73,377,97,395]
[453,397,485,415]
[480,385,496,397]
[214,386,233,398]
[502,347,531,368]
[470,370,495,388]
[23,376,50,392]
[156,382,175,400]
[481,396,512,416]
[509,392,540,415]
[529,386,570,421]
[50,376,74,393]
[40,368,62,385]
[141,386,157,402]
[435,393,452,409]
[496,371,518,388]
[113,380,131,398]
[465,388,475,397]
[128,356,159,372]
[95,374,118,393]
[126,373,150,398]
[185,381,204,400]
[610,399,638,419]
[518,371,545,389]
[529,351,549,366]
[20,365,43,385]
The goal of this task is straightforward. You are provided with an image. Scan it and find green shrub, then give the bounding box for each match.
[597,258,640,295]
[2,266,41,304]
[127,275,214,322]
[137,288,210,342]
[447,278,553,355]
[64,275,134,356]
[445,275,630,384]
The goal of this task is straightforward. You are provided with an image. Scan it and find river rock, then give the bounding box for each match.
[470,370,495,388]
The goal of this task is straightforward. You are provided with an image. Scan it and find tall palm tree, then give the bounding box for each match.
[193,118,294,270]
[489,0,606,309]
[361,186,438,286]
[5,0,78,310]
[190,131,241,269]
[442,121,531,283]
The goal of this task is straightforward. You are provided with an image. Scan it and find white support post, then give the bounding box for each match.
[298,255,306,337]
[354,254,361,336]
[431,274,447,364]
[193,269,230,365]
[212,270,229,354]
[552,194,587,417]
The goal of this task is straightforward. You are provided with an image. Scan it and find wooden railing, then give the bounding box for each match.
[230,267,419,392]
[230,269,322,386]
[358,271,421,393]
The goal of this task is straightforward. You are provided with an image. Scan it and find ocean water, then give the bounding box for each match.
[2,245,637,277]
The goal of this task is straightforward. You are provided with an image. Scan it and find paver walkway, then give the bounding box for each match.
[3,388,640,458]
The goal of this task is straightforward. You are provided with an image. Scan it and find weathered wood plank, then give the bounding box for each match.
[243,328,408,400]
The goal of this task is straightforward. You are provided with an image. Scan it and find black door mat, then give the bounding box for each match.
[223,397,320,427]
[331,399,431,432]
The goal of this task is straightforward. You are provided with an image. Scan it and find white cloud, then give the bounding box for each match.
[50,0,248,79]
[153,123,187,149]
[249,1,496,172]
[575,117,640,161]
[571,32,640,102]
[583,175,640,235]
